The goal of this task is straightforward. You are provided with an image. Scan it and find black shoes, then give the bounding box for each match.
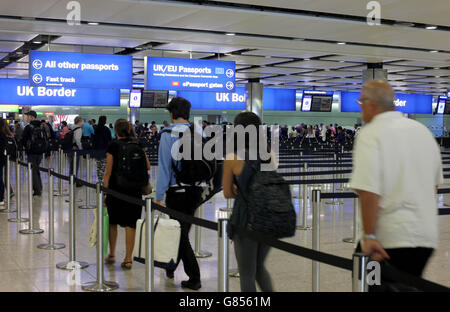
[181,280,201,290]
[166,270,174,279]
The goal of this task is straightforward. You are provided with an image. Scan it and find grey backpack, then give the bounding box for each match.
[239,161,296,239]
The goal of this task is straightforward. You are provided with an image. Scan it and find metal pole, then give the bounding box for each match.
[297,163,311,230]
[218,209,229,292]
[19,162,44,234]
[326,154,338,205]
[67,151,81,203]
[56,175,89,270]
[195,204,212,258]
[38,169,65,250]
[312,190,320,292]
[8,160,27,223]
[0,156,16,213]
[144,196,154,292]
[79,153,95,209]
[343,197,360,244]
[352,253,369,292]
[82,183,119,291]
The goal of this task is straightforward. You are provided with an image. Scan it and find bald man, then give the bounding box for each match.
[349,80,443,290]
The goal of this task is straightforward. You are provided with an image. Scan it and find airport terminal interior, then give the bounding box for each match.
[0,0,450,293]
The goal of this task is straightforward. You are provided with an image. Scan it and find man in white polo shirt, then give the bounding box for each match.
[349,80,443,288]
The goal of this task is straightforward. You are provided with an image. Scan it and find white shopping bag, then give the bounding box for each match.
[133,217,181,270]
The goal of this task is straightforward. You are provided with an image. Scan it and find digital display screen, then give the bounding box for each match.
[302,91,333,112]
[129,89,142,108]
[141,90,168,108]
[301,95,312,112]
[311,95,333,112]
[436,96,446,114]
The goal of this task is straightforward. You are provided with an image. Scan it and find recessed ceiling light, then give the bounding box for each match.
[265,56,271,59]
[304,58,311,61]
[434,67,440,70]
[339,60,345,63]
[16,51,23,55]
[435,76,441,78]
[426,26,438,30]
[337,42,346,45]
[88,22,99,26]
[32,41,42,44]
[430,50,439,53]
[225,33,235,36]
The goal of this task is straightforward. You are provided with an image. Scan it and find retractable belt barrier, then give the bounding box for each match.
[281,169,353,177]
[11,159,450,292]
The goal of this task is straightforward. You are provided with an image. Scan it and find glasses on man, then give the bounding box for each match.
[356,98,369,106]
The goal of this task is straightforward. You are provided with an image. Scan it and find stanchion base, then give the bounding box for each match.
[296,225,312,231]
[229,269,240,278]
[37,243,66,250]
[325,200,339,205]
[82,281,119,292]
[78,205,97,210]
[65,199,83,203]
[195,251,213,258]
[0,208,17,214]
[342,238,355,244]
[8,217,29,223]
[19,228,44,235]
[56,261,89,270]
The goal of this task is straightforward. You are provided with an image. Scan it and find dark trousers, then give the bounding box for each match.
[0,161,4,202]
[27,154,42,195]
[68,152,80,177]
[356,242,433,291]
[165,186,203,282]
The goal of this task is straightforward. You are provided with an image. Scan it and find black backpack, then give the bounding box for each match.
[6,136,18,160]
[81,136,94,150]
[163,124,217,185]
[239,161,296,239]
[61,127,80,151]
[27,124,49,154]
[114,139,149,189]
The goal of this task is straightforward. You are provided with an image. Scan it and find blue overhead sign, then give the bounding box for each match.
[146,57,236,92]
[29,50,132,89]
[263,88,296,111]
[341,91,432,114]
[0,79,120,106]
[177,87,296,111]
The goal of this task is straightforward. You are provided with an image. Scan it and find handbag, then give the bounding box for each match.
[89,207,109,258]
[133,216,181,270]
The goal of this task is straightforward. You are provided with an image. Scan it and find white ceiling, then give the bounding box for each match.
[0,0,448,95]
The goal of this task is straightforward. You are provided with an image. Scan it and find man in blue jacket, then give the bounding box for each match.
[155,97,203,290]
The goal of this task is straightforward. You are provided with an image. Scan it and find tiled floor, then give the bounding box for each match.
[0,158,449,292]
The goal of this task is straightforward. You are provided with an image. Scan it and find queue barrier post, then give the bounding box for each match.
[56,175,89,270]
[144,196,154,292]
[312,189,320,292]
[218,208,229,292]
[38,169,65,250]
[352,253,369,292]
[8,159,28,223]
[343,197,360,244]
[0,156,16,214]
[19,162,44,235]
[297,163,311,230]
[195,204,212,258]
[325,154,339,205]
[66,151,82,203]
[79,153,96,209]
[82,183,119,292]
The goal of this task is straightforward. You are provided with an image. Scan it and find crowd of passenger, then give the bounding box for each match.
[0,80,443,293]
